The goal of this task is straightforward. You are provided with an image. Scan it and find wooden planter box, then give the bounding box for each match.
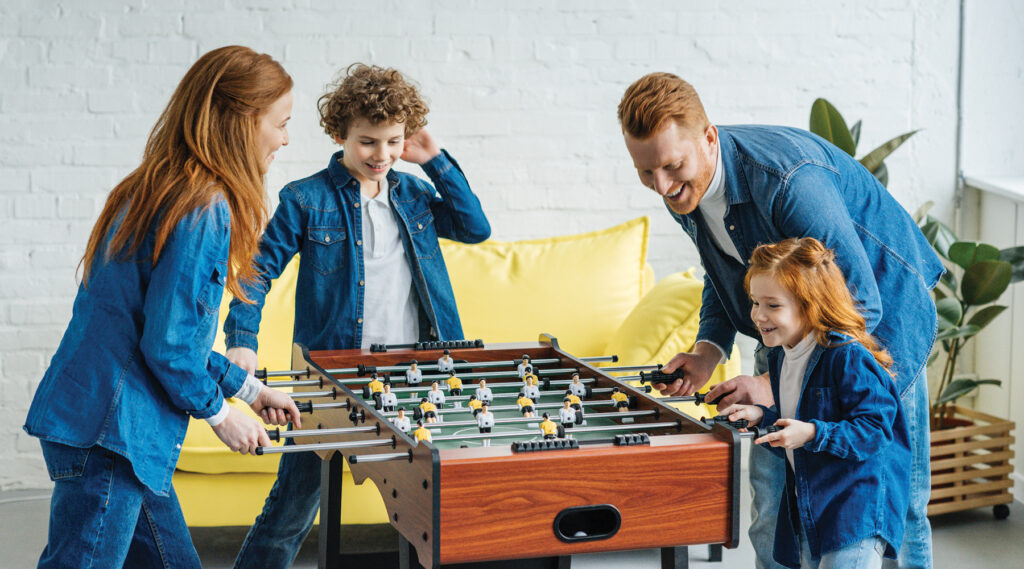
[928,405,1015,517]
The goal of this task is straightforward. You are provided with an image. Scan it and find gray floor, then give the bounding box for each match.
[3,464,1022,568]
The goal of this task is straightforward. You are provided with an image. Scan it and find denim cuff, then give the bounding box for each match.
[420,149,457,179]
[807,418,831,453]
[225,331,258,352]
[204,400,229,426]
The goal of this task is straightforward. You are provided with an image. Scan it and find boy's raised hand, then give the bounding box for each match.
[753,418,815,449]
[402,129,442,164]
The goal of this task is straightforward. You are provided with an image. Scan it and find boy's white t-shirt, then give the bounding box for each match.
[778,333,817,470]
[360,184,419,349]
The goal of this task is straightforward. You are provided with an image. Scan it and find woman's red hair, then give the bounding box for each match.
[745,238,894,375]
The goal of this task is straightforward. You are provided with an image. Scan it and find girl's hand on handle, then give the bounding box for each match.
[251,385,302,429]
[719,403,764,426]
[226,346,258,375]
[211,407,271,455]
[753,418,815,448]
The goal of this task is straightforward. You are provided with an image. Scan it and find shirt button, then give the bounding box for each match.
[417,223,423,230]
[324,235,331,243]
[357,318,363,324]
[729,225,735,231]
[359,280,365,286]
[176,443,182,449]
[356,240,362,246]
[354,202,360,208]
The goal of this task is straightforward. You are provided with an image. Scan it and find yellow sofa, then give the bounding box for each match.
[174,216,740,527]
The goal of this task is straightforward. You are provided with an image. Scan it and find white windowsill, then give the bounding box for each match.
[965,175,1024,203]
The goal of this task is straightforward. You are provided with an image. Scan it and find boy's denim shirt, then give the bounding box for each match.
[224,149,490,353]
[757,333,911,568]
[670,125,944,396]
[24,198,247,496]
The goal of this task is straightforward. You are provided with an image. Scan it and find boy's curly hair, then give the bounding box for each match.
[318,64,429,140]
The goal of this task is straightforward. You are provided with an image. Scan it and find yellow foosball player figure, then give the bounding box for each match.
[517,354,533,378]
[611,387,629,412]
[467,395,483,415]
[368,373,385,407]
[516,392,535,418]
[564,393,582,413]
[413,420,432,443]
[393,408,411,433]
[539,413,559,440]
[522,370,538,387]
[446,371,463,396]
[419,397,438,423]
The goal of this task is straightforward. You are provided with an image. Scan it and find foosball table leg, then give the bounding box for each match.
[660,545,688,569]
[319,451,346,569]
[708,544,723,562]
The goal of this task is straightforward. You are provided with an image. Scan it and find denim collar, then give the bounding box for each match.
[326,150,400,194]
[717,127,753,207]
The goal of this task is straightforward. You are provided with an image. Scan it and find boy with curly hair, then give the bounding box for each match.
[225,64,491,569]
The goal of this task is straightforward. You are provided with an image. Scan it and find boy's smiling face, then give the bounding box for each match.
[337,119,406,187]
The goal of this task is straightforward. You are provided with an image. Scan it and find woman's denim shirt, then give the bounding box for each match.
[24,198,247,495]
[223,150,490,353]
[757,333,911,568]
[671,125,944,396]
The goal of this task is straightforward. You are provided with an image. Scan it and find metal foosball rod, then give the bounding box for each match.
[255,436,396,455]
[257,355,619,380]
[416,367,579,383]
[383,376,599,396]
[384,397,621,419]
[295,400,350,414]
[385,384,647,404]
[265,366,581,389]
[266,425,378,441]
[403,409,657,429]
[430,421,681,443]
[659,391,726,406]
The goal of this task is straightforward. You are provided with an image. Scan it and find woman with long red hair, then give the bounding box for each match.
[23,46,301,568]
[722,237,911,569]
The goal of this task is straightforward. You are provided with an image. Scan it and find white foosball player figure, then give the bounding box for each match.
[476,404,494,432]
[427,381,446,407]
[380,383,398,412]
[475,379,493,404]
[393,408,411,433]
[568,373,587,398]
[405,361,423,386]
[516,354,533,378]
[437,349,455,373]
[558,400,577,432]
[523,376,540,402]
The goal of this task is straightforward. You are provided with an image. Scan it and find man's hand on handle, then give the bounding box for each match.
[654,342,721,396]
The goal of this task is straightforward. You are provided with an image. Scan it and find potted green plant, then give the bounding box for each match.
[809,98,1022,518]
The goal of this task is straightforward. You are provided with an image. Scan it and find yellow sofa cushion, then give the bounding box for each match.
[440,217,650,358]
[603,269,741,418]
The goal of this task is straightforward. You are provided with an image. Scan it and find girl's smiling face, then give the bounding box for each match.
[748,274,808,348]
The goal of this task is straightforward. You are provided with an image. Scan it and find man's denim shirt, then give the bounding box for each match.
[224,149,490,353]
[673,125,944,395]
[758,333,911,567]
[24,198,247,496]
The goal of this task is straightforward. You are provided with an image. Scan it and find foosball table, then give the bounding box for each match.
[255,335,764,569]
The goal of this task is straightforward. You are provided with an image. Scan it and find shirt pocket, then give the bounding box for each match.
[196,262,227,315]
[812,387,837,419]
[408,210,439,260]
[306,226,347,275]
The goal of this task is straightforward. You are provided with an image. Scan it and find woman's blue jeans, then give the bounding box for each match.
[37,441,201,569]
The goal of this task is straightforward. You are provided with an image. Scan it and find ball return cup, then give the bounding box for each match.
[259,335,754,569]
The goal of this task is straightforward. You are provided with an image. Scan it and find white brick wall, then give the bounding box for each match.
[0,0,963,489]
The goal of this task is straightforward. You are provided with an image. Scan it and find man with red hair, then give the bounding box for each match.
[619,72,940,569]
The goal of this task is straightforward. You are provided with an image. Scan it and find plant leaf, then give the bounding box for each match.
[913,201,934,224]
[859,130,918,173]
[948,242,1002,270]
[999,245,1024,284]
[966,305,1007,330]
[809,98,856,157]
[934,324,979,342]
[872,161,889,187]
[961,260,1013,305]
[935,297,962,329]
[927,348,940,366]
[920,216,957,259]
[850,119,862,148]
[935,378,1002,405]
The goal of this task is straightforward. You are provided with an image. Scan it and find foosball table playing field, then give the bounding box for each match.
[254,335,770,569]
